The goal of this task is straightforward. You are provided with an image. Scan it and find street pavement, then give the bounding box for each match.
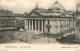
[0,30,59,44]
[30,37,59,44]
[0,30,76,44]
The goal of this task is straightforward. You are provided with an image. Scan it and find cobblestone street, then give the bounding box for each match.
[0,30,59,44]
[30,37,59,44]
[0,30,77,44]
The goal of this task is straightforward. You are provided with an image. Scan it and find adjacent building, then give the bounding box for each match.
[0,9,25,30]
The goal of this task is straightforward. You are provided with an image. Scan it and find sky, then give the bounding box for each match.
[0,0,77,14]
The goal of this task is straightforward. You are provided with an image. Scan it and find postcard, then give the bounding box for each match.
[0,0,80,50]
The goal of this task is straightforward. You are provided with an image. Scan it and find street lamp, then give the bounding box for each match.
[46,24,51,43]
[11,31,14,40]
[60,25,63,33]
[55,25,58,34]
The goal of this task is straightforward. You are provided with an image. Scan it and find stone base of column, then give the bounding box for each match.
[41,21,43,33]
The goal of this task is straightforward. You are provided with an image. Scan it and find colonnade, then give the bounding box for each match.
[26,19,75,33]
[28,19,44,32]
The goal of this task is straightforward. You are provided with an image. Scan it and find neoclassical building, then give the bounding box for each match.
[25,0,76,34]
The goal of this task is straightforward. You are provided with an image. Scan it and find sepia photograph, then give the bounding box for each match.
[0,0,80,50]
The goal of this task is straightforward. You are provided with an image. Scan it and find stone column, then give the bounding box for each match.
[41,20,43,32]
[66,20,68,30]
[68,20,69,30]
[70,20,72,30]
[29,20,30,30]
[60,20,62,33]
[24,20,28,30]
[72,20,75,29]
[69,20,71,30]
[44,20,48,32]
[73,18,75,29]
[74,20,75,29]
[73,20,74,29]
[72,20,73,29]
[35,20,37,31]
[64,21,65,31]
[49,20,51,33]
[28,20,29,30]
[65,21,67,31]
[32,20,33,31]
[64,21,66,31]
[62,21,64,32]
[38,20,40,31]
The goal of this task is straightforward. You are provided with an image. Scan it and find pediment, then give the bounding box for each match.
[28,12,40,17]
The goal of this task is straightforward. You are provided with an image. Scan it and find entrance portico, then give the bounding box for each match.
[24,17,75,34]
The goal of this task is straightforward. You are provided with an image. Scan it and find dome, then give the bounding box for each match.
[49,0,66,13]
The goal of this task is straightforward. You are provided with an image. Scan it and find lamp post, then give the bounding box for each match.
[60,25,63,33]
[46,24,51,43]
[11,31,13,40]
[26,35,27,43]
[55,25,58,34]
[60,25,63,37]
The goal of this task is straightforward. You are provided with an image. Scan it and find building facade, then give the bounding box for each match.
[25,0,75,34]
[75,3,80,42]
[0,9,15,30]
[0,9,25,30]
[0,0,76,34]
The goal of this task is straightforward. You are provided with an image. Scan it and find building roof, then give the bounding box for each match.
[0,9,24,17]
[26,0,75,18]
[49,0,66,12]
